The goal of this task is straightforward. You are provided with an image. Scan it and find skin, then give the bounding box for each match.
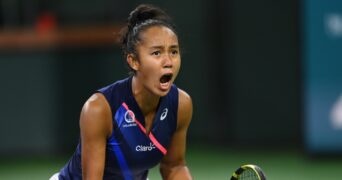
[80,25,193,180]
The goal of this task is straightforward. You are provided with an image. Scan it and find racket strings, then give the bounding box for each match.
[239,169,259,180]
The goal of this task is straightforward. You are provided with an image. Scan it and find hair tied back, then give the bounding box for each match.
[127,4,172,30]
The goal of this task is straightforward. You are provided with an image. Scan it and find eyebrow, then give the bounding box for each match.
[149,45,179,49]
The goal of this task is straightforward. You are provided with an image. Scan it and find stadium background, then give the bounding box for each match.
[0,0,341,179]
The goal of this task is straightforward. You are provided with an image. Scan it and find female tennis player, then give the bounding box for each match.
[50,4,193,180]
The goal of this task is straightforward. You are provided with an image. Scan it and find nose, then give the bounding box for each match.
[163,54,173,68]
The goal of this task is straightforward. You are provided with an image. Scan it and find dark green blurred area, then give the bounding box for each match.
[0,0,300,157]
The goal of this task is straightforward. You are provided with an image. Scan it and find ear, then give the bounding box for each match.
[127,54,139,71]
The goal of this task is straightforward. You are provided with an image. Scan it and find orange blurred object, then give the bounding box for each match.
[35,12,57,33]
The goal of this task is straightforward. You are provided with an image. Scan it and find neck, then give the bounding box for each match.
[132,76,160,115]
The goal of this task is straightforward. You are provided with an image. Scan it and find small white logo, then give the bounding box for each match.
[160,108,168,121]
[325,13,342,37]
[136,143,156,152]
[124,110,135,123]
[331,94,342,129]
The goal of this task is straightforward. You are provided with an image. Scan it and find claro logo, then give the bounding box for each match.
[136,143,155,152]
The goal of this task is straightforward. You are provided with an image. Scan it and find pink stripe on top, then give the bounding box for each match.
[122,102,167,155]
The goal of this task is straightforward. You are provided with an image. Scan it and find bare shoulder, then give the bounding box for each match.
[178,88,192,110]
[83,93,109,112]
[177,88,193,128]
[81,93,111,118]
[80,93,112,137]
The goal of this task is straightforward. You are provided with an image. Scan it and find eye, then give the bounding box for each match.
[151,51,161,56]
[171,50,179,55]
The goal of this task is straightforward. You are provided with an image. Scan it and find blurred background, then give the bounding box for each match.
[0,0,341,179]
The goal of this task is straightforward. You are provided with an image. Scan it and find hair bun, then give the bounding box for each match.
[127,4,171,29]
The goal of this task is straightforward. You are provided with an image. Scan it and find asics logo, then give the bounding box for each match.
[160,108,168,121]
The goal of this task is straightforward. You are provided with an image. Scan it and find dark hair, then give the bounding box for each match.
[120,4,177,74]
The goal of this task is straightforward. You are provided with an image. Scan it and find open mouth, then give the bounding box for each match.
[160,73,173,84]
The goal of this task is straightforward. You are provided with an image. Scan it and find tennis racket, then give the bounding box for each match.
[230,164,266,180]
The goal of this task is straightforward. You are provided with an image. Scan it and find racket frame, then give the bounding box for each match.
[230,164,266,180]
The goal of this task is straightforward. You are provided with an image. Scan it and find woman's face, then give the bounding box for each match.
[133,25,181,97]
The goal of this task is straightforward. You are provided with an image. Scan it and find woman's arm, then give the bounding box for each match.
[160,89,193,180]
[80,93,112,180]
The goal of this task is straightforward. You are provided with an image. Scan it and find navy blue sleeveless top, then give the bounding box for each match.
[58,77,179,180]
